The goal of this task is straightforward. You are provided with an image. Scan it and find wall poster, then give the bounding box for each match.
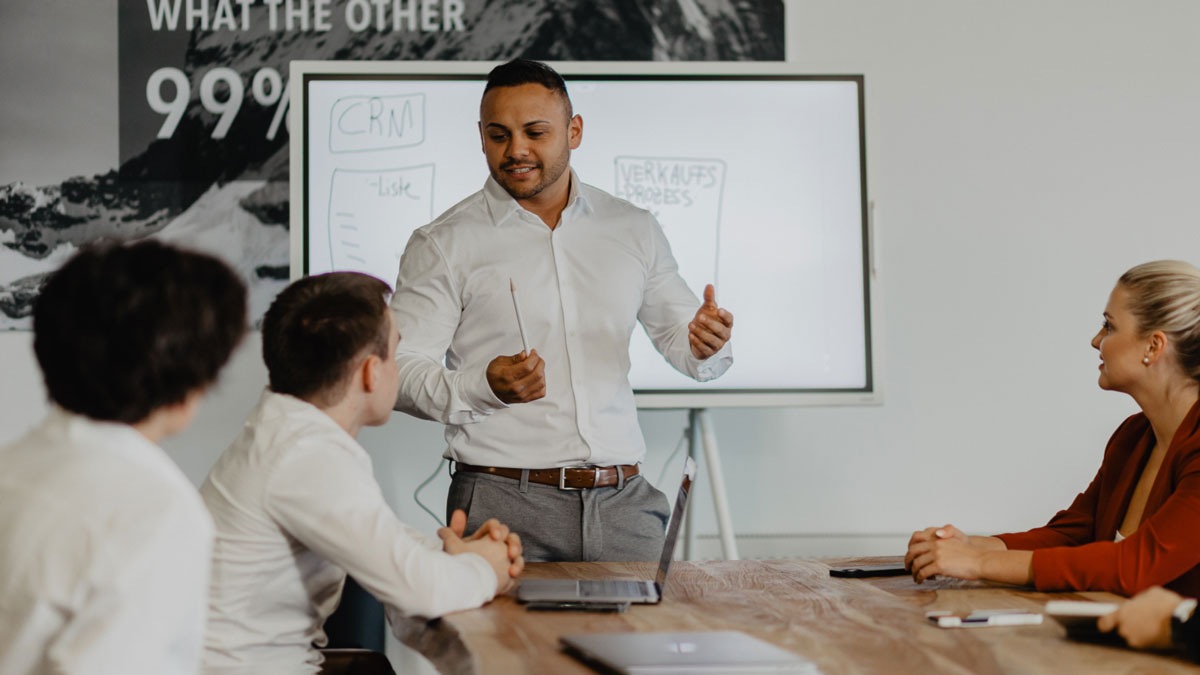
[0,0,784,328]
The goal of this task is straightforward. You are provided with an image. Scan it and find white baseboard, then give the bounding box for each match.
[684,533,910,560]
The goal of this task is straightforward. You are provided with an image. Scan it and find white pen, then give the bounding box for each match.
[927,609,1043,628]
[509,278,530,355]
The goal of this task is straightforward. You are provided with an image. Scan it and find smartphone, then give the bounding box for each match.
[828,563,910,578]
[525,601,629,613]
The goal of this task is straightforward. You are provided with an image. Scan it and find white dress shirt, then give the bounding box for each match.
[0,408,213,675]
[200,391,496,674]
[390,173,732,468]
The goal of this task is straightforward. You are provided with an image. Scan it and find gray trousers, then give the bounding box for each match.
[447,469,670,563]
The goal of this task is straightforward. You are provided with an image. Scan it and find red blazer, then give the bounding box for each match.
[996,400,1200,597]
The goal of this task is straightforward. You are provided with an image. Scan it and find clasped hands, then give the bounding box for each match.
[905,524,1029,586]
[485,283,734,403]
[904,524,989,583]
[438,509,524,593]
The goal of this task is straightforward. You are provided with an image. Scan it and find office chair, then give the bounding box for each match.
[319,576,395,675]
[318,648,396,675]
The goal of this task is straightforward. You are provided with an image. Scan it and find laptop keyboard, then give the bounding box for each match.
[577,580,650,598]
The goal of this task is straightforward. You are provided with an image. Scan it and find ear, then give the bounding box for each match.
[478,120,486,154]
[1146,330,1168,364]
[568,114,583,150]
[360,354,381,393]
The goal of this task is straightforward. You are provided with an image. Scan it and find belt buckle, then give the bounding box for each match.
[558,467,593,491]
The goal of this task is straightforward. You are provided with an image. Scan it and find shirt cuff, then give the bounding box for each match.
[693,342,733,382]
[1176,599,1198,623]
[461,366,508,415]
[459,552,499,604]
[1027,542,1125,594]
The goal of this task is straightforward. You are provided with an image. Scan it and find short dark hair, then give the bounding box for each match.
[33,240,247,424]
[483,58,573,116]
[262,272,392,404]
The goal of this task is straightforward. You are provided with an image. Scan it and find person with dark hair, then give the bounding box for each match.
[0,240,247,675]
[390,58,735,562]
[200,272,523,674]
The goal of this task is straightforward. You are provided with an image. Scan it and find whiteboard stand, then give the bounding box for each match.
[683,408,740,561]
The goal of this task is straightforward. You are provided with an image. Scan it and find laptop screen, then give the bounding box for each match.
[656,457,696,587]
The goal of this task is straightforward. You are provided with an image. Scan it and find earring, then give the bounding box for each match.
[1143,357,1151,365]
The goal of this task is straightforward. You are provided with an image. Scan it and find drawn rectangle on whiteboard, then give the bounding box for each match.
[327,165,435,275]
[614,156,724,289]
[329,94,426,153]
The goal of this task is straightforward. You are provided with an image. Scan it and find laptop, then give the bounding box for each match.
[560,630,821,675]
[516,456,696,604]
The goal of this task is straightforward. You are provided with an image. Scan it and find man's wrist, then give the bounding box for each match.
[471,366,507,411]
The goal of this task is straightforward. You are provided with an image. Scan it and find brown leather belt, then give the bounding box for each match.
[454,463,639,490]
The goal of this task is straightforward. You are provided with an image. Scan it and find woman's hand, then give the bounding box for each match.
[907,533,988,583]
[904,524,968,572]
[905,523,1029,585]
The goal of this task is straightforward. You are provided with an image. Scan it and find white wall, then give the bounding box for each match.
[4,0,1200,563]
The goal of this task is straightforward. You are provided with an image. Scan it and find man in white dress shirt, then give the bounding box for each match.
[0,241,247,675]
[201,272,523,674]
[390,59,735,562]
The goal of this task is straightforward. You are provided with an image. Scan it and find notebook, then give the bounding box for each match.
[560,630,821,675]
[516,456,696,604]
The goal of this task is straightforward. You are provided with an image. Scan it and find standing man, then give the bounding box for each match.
[390,59,734,562]
[0,241,247,675]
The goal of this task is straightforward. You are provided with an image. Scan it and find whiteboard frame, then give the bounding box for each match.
[289,59,881,409]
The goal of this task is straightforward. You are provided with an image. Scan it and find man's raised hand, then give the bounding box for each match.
[689,284,733,359]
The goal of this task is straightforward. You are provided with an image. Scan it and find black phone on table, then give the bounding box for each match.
[828,563,910,578]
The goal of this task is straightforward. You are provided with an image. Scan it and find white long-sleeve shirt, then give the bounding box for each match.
[0,408,213,675]
[390,173,732,468]
[200,390,496,674]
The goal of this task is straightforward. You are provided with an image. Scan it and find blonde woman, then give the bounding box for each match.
[906,260,1200,596]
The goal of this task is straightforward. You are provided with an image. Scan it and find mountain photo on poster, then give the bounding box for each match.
[0,0,784,329]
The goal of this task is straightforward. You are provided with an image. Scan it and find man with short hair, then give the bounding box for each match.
[0,241,247,675]
[390,59,735,562]
[201,272,522,674]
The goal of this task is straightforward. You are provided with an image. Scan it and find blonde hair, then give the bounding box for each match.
[1119,260,1200,381]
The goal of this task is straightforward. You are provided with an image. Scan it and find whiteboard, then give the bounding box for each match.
[289,61,877,408]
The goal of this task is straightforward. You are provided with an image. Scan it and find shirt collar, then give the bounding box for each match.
[44,405,173,473]
[260,388,358,442]
[481,169,593,227]
[47,405,151,446]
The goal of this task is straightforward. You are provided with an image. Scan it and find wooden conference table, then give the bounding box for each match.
[390,558,1200,674]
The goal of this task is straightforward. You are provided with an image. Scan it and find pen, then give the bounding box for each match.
[927,610,1043,627]
[509,278,530,355]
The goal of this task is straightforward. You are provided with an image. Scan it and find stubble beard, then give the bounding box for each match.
[495,151,570,201]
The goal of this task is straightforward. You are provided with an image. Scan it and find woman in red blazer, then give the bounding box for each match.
[906,260,1200,597]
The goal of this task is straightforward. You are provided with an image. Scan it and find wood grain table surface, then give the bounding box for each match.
[390,558,1200,674]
